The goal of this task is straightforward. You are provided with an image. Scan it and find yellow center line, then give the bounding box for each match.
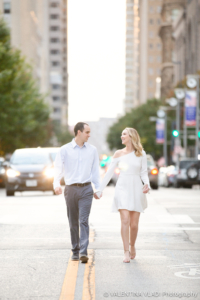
[59,253,79,300]
[82,249,95,300]
[59,229,95,300]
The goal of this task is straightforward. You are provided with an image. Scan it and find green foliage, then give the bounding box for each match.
[107,99,175,159]
[0,18,51,154]
[52,121,73,145]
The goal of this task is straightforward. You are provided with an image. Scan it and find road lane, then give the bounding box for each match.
[0,186,200,300]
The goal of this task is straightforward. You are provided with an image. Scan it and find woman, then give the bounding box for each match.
[96,128,151,263]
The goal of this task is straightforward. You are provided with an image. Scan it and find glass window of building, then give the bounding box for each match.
[53,96,60,101]
[149,68,154,75]
[54,108,61,113]
[50,14,59,19]
[50,2,58,7]
[149,43,153,49]
[50,26,60,31]
[149,19,153,24]
[52,84,60,90]
[52,61,60,66]
[50,49,60,54]
[50,38,60,43]
[4,2,11,14]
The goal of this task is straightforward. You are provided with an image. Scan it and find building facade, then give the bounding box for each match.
[0,0,68,126]
[124,0,140,113]
[124,0,162,113]
[139,0,162,103]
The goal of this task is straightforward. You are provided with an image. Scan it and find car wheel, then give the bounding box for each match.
[152,184,158,190]
[6,190,14,196]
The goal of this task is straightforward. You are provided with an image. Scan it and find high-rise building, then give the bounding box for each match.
[124,0,162,113]
[0,0,68,126]
[124,0,140,113]
[139,0,162,103]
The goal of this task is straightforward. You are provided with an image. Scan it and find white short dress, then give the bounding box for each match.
[97,150,151,213]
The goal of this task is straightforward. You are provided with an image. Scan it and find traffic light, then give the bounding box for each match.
[172,130,179,137]
[198,131,200,138]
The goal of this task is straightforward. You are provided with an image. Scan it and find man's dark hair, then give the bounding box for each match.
[74,122,89,136]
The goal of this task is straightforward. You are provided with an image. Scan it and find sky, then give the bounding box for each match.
[68,0,126,126]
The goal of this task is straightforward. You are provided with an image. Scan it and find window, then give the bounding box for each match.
[50,49,60,55]
[149,56,154,63]
[149,80,153,87]
[157,43,161,50]
[157,6,161,13]
[52,61,60,66]
[53,96,60,101]
[50,2,58,7]
[4,2,11,14]
[50,14,59,19]
[50,38,60,43]
[149,43,153,49]
[50,26,60,31]
[149,68,154,75]
[157,19,161,25]
[149,6,153,13]
[157,69,161,75]
[54,108,61,113]
[157,56,161,63]
[149,31,154,38]
[52,84,60,90]
[149,19,153,24]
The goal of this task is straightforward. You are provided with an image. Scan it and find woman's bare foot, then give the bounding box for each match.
[123,250,130,263]
[129,244,136,259]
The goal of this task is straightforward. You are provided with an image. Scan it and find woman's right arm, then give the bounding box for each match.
[95,157,119,197]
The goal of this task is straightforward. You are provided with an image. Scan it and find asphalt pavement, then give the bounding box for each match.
[0,186,200,300]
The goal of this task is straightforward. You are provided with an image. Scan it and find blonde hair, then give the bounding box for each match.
[125,127,143,157]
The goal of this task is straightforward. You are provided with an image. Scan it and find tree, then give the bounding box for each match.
[107,98,175,160]
[0,18,51,155]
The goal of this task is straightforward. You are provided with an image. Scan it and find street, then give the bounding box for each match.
[0,186,200,300]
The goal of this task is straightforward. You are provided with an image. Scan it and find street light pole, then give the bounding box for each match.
[164,113,168,166]
[195,76,199,158]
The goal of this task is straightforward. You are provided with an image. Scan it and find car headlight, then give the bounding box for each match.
[43,167,54,178]
[7,169,20,177]
[0,168,5,174]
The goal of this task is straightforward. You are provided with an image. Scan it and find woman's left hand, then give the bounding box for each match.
[142,184,150,194]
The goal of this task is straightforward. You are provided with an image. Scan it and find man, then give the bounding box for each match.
[53,122,101,263]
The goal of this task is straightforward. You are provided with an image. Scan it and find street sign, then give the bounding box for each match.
[186,77,197,88]
[157,109,165,118]
[185,90,197,126]
[174,89,185,99]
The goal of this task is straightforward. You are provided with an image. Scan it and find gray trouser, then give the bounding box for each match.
[64,184,93,255]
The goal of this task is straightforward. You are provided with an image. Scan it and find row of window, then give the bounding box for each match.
[50,38,66,43]
[149,6,161,13]
[149,18,161,25]
[52,84,67,90]
[149,43,161,50]
[149,56,161,63]
[149,68,161,76]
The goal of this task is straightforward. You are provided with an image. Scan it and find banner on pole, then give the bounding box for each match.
[156,118,164,144]
[185,90,197,126]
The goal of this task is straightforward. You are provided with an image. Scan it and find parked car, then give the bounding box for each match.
[146,154,159,189]
[6,148,55,196]
[174,158,200,188]
[0,157,6,187]
[158,165,178,187]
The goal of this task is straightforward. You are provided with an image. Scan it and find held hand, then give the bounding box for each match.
[142,184,150,194]
[94,192,102,199]
[55,187,62,195]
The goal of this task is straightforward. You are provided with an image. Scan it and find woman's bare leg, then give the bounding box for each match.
[129,211,140,259]
[119,209,130,262]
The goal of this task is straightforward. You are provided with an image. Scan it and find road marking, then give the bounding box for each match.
[82,249,95,300]
[59,253,79,300]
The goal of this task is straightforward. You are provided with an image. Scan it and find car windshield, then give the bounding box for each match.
[50,152,58,161]
[10,152,51,165]
[179,161,197,169]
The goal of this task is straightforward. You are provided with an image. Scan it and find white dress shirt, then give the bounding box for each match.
[53,138,100,191]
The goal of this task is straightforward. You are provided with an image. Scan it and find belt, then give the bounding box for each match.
[69,182,91,187]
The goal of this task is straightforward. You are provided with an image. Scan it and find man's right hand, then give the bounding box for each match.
[55,187,62,195]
